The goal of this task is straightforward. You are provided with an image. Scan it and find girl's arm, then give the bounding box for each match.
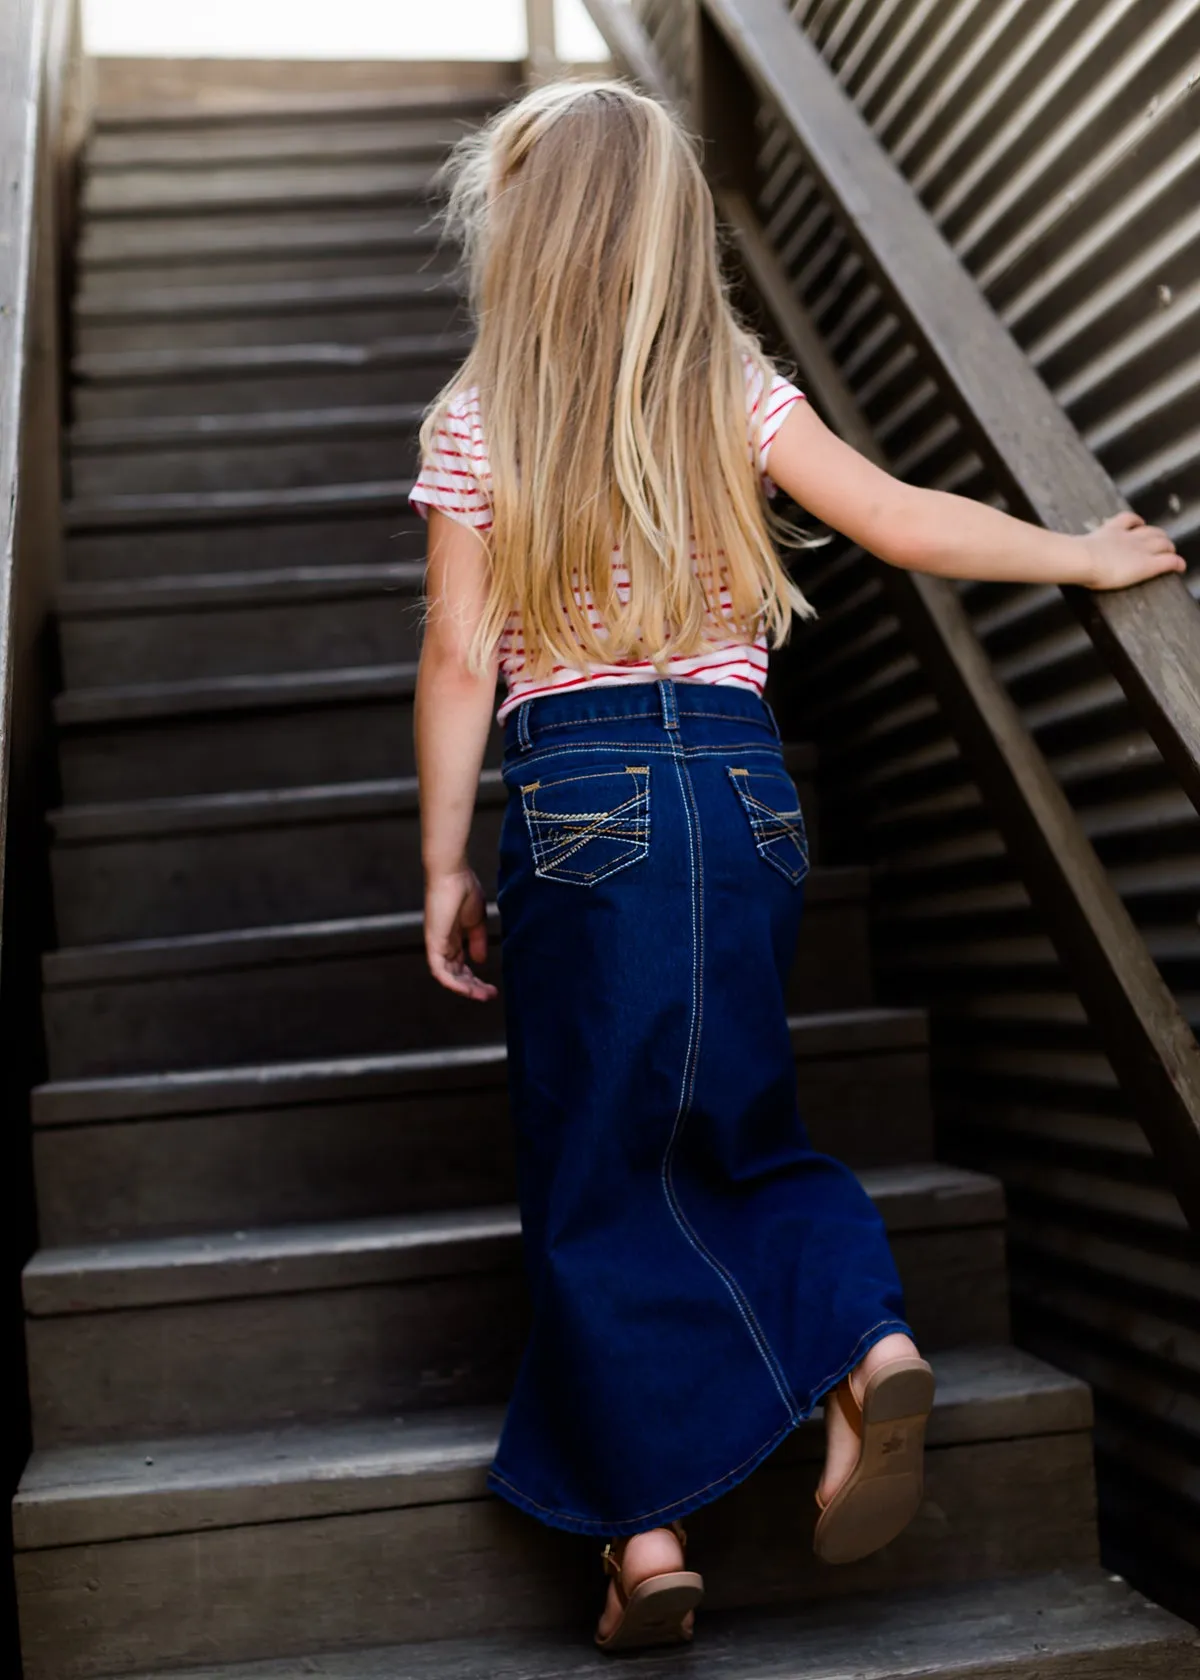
[415,507,500,1002]
[766,400,1185,589]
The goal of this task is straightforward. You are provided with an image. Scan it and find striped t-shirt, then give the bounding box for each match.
[410,360,805,721]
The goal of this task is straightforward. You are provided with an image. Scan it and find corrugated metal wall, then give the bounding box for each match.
[629,0,1200,1620]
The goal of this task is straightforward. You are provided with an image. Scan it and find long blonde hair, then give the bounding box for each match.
[421,79,817,677]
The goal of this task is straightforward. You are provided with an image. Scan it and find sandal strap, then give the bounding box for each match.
[600,1520,689,1602]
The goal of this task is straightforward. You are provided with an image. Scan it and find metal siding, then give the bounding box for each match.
[626,0,1200,1615]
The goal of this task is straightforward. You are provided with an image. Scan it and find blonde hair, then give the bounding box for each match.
[421,78,817,677]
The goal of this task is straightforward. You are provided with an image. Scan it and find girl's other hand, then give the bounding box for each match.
[424,867,498,1001]
[1079,511,1186,590]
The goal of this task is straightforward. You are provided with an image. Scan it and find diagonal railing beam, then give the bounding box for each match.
[700,0,1200,824]
[583,0,1200,1228]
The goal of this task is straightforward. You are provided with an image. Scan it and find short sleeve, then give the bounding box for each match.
[409,395,493,532]
[745,361,806,494]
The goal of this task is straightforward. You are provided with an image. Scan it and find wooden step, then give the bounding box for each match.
[48,768,505,942]
[59,1574,1200,1680]
[81,160,439,220]
[77,210,442,290]
[12,1347,1099,1678]
[54,662,431,802]
[41,869,872,1079]
[79,210,440,285]
[30,1010,934,1243]
[22,1165,1007,1446]
[57,562,425,686]
[66,404,425,497]
[74,275,466,355]
[91,89,504,136]
[87,115,475,172]
[46,746,814,944]
[69,329,469,424]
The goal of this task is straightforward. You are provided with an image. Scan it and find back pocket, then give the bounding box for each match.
[728,765,810,885]
[520,765,650,886]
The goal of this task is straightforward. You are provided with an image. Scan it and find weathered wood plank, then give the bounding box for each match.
[82,160,437,218]
[45,1570,1196,1680]
[14,1427,1098,1679]
[40,871,870,1078]
[15,1345,1086,1544]
[30,1023,934,1242]
[57,563,425,686]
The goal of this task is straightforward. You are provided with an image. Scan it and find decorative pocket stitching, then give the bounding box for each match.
[520,766,650,886]
[727,767,810,885]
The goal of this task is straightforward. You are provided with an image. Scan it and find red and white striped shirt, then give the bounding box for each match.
[410,359,805,720]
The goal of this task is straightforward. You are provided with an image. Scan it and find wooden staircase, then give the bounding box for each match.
[11,71,1199,1680]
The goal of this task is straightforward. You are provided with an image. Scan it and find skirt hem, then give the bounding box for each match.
[485,1314,912,1538]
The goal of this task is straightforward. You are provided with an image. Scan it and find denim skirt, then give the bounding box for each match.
[488,678,909,1537]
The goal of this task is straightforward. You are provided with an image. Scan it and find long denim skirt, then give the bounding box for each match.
[489,678,909,1537]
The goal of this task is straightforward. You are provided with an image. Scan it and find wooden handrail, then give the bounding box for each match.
[698,0,1200,823]
[583,0,1200,1227]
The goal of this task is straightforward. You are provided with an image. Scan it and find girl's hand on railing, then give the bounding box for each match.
[424,867,498,1002]
[1079,512,1186,591]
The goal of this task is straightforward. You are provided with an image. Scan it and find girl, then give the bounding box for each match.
[412,81,1182,1653]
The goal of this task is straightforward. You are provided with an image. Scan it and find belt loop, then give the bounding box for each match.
[516,699,535,752]
[762,696,783,743]
[658,678,679,732]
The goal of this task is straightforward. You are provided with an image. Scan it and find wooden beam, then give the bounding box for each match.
[720,182,1200,1230]
[700,0,1200,823]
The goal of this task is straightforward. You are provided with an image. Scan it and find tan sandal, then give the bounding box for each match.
[813,1353,936,1565]
[594,1520,704,1652]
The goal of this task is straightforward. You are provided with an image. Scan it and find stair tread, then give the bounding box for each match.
[54,660,419,725]
[42,868,870,986]
[48,768,503,842]
[71,329,471,388]
[64,478,418,532]
[83,161,438,217]
[68,403,427,453]
[68,1572,1200,1679]
[78,215,440,270]
[57,561,424,617]
[31,1005,926,1125]
[22,1162,1001,1316]
[47,743,812,840]
[92,89,506,135]
[88,118,472,171]
[13,1345,1089,1549]
[75,273,462,324]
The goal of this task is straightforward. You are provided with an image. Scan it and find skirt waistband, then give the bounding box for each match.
[503,678,781,755]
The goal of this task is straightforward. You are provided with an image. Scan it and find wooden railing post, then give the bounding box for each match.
[525,0,560,84]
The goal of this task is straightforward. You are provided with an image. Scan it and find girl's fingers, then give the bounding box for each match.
[467,917,489,965]
[1112,510,1144,529]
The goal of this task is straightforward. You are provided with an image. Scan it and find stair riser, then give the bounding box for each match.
[32,1049,935,1242]
[68,433,421,497]
[78,248,443,288]
[71,362,461,423]
[49,763,814,938]
[13,1432,1096,1680]
[58,696,429,804]
[81,177,436,222]
[65,513,428,581]
[75,299,466,355]
[42,896,869,1079]
[26,1223,1006,1445]
[51,798,506,942]
[59,588,423,688]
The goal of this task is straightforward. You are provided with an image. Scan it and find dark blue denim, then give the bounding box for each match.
[488,678,909,1537]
